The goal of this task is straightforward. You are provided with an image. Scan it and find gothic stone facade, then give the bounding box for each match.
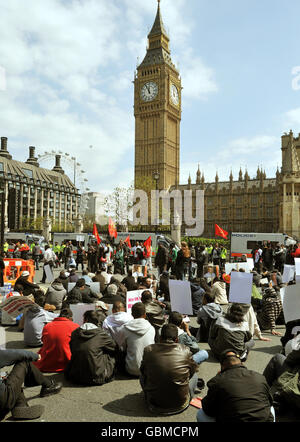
[134,4,299,239]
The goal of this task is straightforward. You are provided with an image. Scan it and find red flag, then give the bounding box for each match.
[215,224,228,239]
[144,236,152,258]
[108,218,118,239]
[124,236,131,249]
[93,224,101,245]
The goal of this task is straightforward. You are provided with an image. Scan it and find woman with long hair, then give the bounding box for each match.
[175,242,191,281]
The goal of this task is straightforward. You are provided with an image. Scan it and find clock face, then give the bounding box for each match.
[141,81,158,102]
[170,84,179,105]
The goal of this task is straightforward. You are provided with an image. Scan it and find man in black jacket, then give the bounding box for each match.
[65,310,117,385]
[197,350,275,422]
[0,349,62,421]
[65,279,101,305]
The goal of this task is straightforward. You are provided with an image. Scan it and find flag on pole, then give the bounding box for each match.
[108,218,118,239]
[124,236,131,249]
[144,236,152,258]
[93,224,101,245]
[215,224,228,239]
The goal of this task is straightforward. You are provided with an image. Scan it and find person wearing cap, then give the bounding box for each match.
[101,284,124,305]
[14,271,40,297]
[196,350,275,422]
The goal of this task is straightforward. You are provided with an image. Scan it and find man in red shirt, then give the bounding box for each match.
[33,308,79,373]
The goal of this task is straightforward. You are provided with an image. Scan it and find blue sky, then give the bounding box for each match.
[0,0,300,196]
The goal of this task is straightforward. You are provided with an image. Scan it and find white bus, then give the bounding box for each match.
[230,232,296,259]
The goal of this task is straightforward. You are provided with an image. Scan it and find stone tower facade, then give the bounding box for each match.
[279,130,300,238]
[134,1,181,191]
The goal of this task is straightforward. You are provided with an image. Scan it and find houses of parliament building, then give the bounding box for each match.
[134,1,300,239]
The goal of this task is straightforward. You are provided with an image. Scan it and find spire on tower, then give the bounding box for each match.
[196,164,201,184]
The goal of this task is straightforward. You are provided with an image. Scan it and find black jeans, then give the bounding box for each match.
[0,361,51,418]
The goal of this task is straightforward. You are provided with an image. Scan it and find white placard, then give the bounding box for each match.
[282,284,300,323]
[260,278,269,285]
[76,235,85,242]
[295,258,300,276]
[169,280,193,315]
[15,261,22,267]
[225,263,250,274]
[0,326,6,349]
[247,258,254,271]
[44,264,54,283]
[282,265,295,284]
[68,282,100,294]
[229,272,253,304]
[126,290,143,316]
[70,303,96,326]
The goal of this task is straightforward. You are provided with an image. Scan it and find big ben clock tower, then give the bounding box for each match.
[134,0,181,191]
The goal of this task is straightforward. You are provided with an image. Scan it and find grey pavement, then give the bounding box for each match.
[1,265,299,423]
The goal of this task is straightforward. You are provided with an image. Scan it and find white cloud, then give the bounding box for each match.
[180,134,280,185]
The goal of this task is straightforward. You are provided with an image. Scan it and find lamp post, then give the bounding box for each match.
[0,179,5,254]
[153,171,160,234]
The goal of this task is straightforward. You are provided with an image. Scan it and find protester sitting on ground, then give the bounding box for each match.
[263,346,300,414]
[140,323,199,415]
[14,271,40,297]
[23,304,59,348]
[58,270,69,292]
[168,311,209,365]
[141,290,166,338]
[68,268,79,283]
[121,269,138,291]
[65,310,117,386]
[284,328,300,356]
[0,349,63,421]
[65,278,101,305]
[211,276,228,306]
[121,302,155,377]
[81,269,93,285]
[237,303,271,342]
[208,303,254,362]
[281,320,300,350]
[102,301,133,349]
[101,284,124,305]
[196,350,275,422]
[257,285,283,336]
[196,291,223,343]
[92,269,107,293]
[108,276,127,300]
[44,278,67,311]
[33,308,79,373]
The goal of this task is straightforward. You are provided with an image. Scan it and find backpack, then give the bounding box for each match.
[276,370,300,410]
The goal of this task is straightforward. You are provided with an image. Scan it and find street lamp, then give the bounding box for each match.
[153,171,160,234]
[0,179,5,254]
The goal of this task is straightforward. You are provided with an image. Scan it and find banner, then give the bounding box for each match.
[126,289,153,315]
[108,218,117,239]
[229,272,253,304]
[282,265,295,284]
[44,264,55,283]
[169,280,193,315]
[225,263,250,274]
[0,296,35,318]
[215,224,228,239]
[92,224,101,245]
[69,304,96,327]
[282,284,300,323]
